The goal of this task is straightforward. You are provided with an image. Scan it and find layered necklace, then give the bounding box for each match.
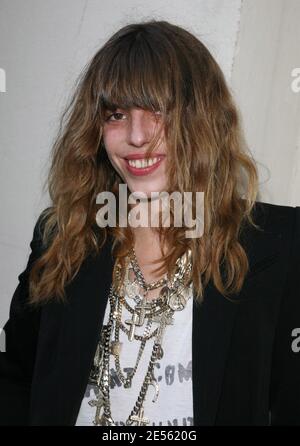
[88,247,193,426]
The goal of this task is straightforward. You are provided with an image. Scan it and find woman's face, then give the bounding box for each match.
[102,107,168,199]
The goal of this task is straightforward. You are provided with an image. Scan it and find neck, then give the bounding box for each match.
[131,225,160,246]
[128,195,171,262]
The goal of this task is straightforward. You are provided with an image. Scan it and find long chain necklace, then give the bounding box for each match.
[88,247,193,426]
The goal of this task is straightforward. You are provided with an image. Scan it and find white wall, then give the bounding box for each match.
[1,0,299,326]
[231,0,300,206]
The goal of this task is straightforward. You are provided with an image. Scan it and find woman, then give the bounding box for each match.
[1,20,299,426]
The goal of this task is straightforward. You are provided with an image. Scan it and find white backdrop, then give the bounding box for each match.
[232,0,300,207]
[0,0,299,327]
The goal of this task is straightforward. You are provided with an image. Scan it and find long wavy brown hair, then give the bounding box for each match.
[28,19,260,306]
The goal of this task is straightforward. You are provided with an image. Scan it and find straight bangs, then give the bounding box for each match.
[97,31,175,118]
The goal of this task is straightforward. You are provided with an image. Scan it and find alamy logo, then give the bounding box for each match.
[291,328,300,353]
[96,184,204,239]
[291,68,300,93]
[0,68,6,93]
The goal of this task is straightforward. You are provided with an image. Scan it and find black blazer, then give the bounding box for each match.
[1,201,300,426]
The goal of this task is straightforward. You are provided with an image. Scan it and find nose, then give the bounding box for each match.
[126,109,157,148]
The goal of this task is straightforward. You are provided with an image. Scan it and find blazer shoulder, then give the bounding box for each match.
[238,200,298,269]
[250,200,298,233]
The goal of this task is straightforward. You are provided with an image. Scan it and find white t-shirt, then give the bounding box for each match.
[75,285,194,427]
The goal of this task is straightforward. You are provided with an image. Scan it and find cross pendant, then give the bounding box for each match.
[134,297,152,325]
[89,394,105,425]
[125,311,140,341]
[129,406,150,426]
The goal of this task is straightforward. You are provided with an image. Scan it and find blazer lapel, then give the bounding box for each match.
[192,283,239,425]
[30,234,115,425]
[191,203,284,426]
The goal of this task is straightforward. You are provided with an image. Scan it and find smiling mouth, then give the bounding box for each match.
[125,156,164,169]
[123,155,165,176]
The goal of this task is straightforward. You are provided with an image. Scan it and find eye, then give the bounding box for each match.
[105,112,126,122]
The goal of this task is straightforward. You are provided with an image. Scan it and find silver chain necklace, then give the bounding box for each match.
[87,247,193,426]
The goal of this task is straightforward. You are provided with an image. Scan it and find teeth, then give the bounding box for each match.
[128,157,160,168]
